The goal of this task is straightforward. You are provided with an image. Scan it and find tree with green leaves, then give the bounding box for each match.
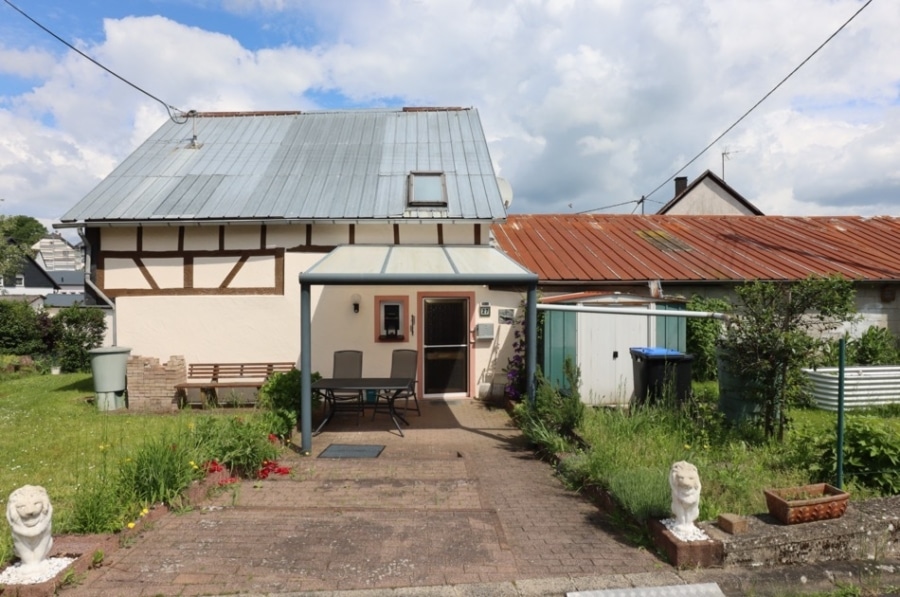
[719,276,856,441]
[2,215,47,248]
[0,215,47,281]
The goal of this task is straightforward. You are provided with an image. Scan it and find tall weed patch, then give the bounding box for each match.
[512,360,584,455]
[67,442,131,534]
[118,427,205,507]
[192,416,279,477]
[576,393,811,522]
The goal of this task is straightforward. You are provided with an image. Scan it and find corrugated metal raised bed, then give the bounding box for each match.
[803,366,900,411]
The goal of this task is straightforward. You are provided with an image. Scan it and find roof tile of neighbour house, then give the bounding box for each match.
[59,108,507,225]
[492,214,900,283]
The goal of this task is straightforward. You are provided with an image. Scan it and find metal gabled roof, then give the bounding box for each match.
[59,108,508,226]
[492,214,900,283]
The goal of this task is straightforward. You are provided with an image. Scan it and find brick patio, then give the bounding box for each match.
[58,399,665,596]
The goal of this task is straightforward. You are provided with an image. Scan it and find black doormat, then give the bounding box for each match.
[318,444,385,459]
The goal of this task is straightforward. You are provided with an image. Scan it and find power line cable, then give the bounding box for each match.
[576,199,639,214]
[3,0,190,124]
[581,0,874,214]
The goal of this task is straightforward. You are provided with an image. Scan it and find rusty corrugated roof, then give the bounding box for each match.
[492,215,900,283]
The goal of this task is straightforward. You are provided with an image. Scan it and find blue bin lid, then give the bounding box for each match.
[630,347,683,357]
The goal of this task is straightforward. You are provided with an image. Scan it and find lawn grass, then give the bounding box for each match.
[0,373,261,535]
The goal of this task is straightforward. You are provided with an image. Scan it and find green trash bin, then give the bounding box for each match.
[88,346,132,411]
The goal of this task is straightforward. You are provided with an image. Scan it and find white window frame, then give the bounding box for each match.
[407,172,447,207]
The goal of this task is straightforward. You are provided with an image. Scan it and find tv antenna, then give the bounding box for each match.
[721,148,740,180]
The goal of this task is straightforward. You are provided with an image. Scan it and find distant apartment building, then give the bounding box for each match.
[32,233,84,272]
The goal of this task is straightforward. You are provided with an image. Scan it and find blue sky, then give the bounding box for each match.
[1,0,899,233]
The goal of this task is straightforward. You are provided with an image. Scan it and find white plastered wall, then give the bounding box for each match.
[306,284,520,398]
[664,180,755,215]
[107,224,523,398]
[115,251,321,364]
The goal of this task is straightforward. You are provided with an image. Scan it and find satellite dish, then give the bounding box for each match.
[496,177,513,209]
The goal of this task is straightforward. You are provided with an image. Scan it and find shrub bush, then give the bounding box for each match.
[257,368,321,439]
[51,305,106,372]
[849,326,900,366]
[0,301,44,356]
[792,415,900,495]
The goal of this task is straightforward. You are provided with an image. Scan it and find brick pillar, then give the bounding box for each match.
[127,355,186,412]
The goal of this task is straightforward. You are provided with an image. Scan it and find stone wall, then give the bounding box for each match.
[126,355,186,412]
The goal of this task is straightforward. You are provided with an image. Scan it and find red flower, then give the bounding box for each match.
[205,460,224,474]
[217,477,239,486]
[268,434,280,444]
[257,459,291,479]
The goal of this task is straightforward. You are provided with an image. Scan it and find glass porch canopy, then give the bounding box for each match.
[297,244,539,452]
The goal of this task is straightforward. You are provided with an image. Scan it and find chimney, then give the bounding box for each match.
[674,176,688,197]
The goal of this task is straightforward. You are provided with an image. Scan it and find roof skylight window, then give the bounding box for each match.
[408,172,447,207]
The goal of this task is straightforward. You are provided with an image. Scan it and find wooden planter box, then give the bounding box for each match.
[764,483,850,525]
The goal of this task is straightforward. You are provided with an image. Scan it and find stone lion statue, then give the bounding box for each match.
[669,461,701,534]
[6,485,54,568]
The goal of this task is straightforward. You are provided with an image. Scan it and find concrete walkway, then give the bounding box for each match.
[57,399,900,597]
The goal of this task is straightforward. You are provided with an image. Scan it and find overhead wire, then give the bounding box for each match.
[576,199,639,214]
[579,0,875,215]
[635,0,874,204]
[2,0,190,124]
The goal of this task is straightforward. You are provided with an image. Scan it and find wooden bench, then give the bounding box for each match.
[175,362,296,408]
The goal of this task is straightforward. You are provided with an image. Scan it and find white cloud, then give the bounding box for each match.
[1,0,899,225]
[0,46,57,79]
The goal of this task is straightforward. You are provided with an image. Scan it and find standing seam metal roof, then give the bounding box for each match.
[492,214,900,283]
[60,108,507,224]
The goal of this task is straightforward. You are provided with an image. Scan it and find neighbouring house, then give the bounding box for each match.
[55,108,537,413]
[493,213,900,404]
[42,293,85,310]
[32,233,84,271]
[46,270,85,295]
[0,253,59,298]
[656,170,764,215]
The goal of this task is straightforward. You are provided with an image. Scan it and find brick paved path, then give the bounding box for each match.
[60,399,664,596]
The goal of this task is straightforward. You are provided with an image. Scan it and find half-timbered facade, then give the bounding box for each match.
[56,108,533,401]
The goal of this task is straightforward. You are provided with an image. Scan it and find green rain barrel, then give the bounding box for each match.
[88,346,132,411]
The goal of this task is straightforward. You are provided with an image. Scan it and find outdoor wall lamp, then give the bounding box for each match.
[351,293,361,313]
